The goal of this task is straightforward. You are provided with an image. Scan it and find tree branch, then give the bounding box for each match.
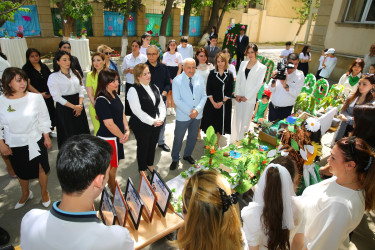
[1,0,28,17]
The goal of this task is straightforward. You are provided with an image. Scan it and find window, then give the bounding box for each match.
[344,0,375,23]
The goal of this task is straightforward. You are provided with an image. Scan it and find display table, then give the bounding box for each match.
[0,38,28,68]
[68,38,91,72]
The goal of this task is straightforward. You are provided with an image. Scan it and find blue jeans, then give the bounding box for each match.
[171,118,201,162]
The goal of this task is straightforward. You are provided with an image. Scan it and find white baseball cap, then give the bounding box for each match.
[325,48,335,54]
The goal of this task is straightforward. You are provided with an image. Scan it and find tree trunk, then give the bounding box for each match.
[217,0,229,32]
[293,23,304,45]
[121,0,132,57]
[205,0,220,33]
[182,0,192,36]
[160,0,174,50]
[62,15,75,39]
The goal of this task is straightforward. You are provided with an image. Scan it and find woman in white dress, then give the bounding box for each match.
[232,43,266,142]
[301,137,375,249]
[242,156,305,250]
[0,67,52,209]
[195,47,214,140]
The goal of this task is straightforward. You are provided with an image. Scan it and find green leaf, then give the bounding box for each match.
[291,139,299,151]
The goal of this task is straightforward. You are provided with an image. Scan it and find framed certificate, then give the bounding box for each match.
[138,172,157,222]
[99,188,117,225]
[151,170,172,217]
[125,177,144,230]
[113,181,128,227]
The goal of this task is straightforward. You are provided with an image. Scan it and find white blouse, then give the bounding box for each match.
[196,64,214,87]
[338,72,362,96]
[162,52,183,67]
[120,53,147,84]
[127,83,166,126]
[299,52,311,61]
[0,92,51,160]
[47,70,85,105]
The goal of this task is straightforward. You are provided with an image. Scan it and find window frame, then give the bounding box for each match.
[344,0,375,24]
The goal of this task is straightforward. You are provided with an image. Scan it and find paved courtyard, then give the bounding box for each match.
[0,46,374,249]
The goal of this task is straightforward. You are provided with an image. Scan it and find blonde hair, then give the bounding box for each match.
[133,63,149,85]
[175,170,243,250]
[214,52,229,71]
[97,44,112,53]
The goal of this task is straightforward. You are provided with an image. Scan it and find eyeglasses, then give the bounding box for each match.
[104,52,112,55]
[147,53,158,56]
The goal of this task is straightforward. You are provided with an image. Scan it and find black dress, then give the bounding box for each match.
[201,70,234,135]
[22,63,56,128]
[95,94,125,161]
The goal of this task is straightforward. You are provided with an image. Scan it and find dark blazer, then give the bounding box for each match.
[236,35,249,55]
[204,45,222,64]
[146,60,171,95]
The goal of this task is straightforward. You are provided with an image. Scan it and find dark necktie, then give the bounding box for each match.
[211,47,213,52]
[189,77,193,94]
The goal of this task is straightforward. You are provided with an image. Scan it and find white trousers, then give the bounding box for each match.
[231,101,256,143]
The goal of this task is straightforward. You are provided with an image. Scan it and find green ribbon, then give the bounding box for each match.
[348,75,360,87]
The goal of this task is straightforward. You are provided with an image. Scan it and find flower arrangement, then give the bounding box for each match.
[15,25,24,38]
[203,126,218,166]
[80,28,87,38]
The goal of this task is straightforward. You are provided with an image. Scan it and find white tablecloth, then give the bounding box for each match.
[68,38,91,71]
[0,38,28,68]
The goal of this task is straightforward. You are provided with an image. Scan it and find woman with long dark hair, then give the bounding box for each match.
[47,51,90,148]
[95,68,130,195]
[338,58,365,96]
[302,137,375,249]
[22,48,55,132]
[334,74,375,142]
[0,67,52,209]
[297,45,311,76]
[53,40,83,77]
[242,156,304,250]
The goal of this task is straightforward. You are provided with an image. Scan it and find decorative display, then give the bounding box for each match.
[179,16,201,37]
[99,188,117,226]
[222,23,247,65]
[104,11,136,37]
[145,13,171,37]
[0,5,40,37]
[125,177,144,230]
[138,172,157,222]
[113,181,128,227]
[151,171,172,217]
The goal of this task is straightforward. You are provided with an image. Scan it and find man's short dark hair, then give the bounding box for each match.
[286,41,292,46]
[56,135,113,194]
[287,53,299,61]
[180,36,188,43]
[209,34,218,40]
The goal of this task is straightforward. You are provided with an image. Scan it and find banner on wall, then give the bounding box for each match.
[104,11,136,37]
[0,5,41,37]
[179,16,201,37]
[145,14,172,37]
[51,8,93,37]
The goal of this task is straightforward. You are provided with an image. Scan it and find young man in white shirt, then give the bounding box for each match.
[268,53,305,122]
[280,41,294,59]
[177,36,194,60]
[318,48,337,80]
[20,135,134,250]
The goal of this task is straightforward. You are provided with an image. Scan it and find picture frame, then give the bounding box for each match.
[138,172,157,222]
[113,181,129,227]
[125,177,144,230]
[99,188,117,226]
[150,171,172,217]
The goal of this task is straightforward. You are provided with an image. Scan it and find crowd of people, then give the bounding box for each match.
[0,33,375,249]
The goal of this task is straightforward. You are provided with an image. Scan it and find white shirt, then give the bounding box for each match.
[177,44,194,60]
[127,83,166,126]
[228,64,237,79]
[162,52,183,67]
[0,56,11,79]
[121,53,147,84]
[301,177,365,250]
[319,57,337,79]
[268,69,305,107]
[140,46,148,56]
[299,52,311,61]
[318,55,325,70]
[0,93,51,160]
[47,70,85,105]
[196,63,214,87]
[241,197,305,249]
[338,72,362,96]
[280,49,294,58]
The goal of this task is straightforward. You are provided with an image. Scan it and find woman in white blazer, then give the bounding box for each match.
[231,44,266,142]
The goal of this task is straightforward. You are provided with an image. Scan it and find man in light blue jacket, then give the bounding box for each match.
[170,58,207,170]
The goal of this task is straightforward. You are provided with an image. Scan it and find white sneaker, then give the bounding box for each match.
[167,108,171,115]
[171,108,176,115]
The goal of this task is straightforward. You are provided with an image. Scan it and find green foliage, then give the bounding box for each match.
[190,0,261,16]
[103,0,142,16]
[294,92,316,114]
[291,0,320,25]
[317,84,346,111]
[204,126,217,146]
[0,0,29,26]
[52,0,94,22]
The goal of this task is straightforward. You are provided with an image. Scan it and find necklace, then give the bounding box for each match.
[61,70,71,79]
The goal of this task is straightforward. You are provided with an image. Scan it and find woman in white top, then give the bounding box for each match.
[47,51,90,148]
[121,40,147,116]
[301,137,375,249]
[127,63,165,176]
[0,67,52,210]
[297,45,311,76]
[338,58,364,96]
[232,43,266,142]
[162,39,183,115]
[140,32,151,55]
[242,156,305,250]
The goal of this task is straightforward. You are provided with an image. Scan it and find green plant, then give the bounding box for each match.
[317,84,346,111]
[294,92,316,114]
[203,126,218,166]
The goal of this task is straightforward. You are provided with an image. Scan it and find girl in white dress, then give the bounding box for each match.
[242,156,305,250]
